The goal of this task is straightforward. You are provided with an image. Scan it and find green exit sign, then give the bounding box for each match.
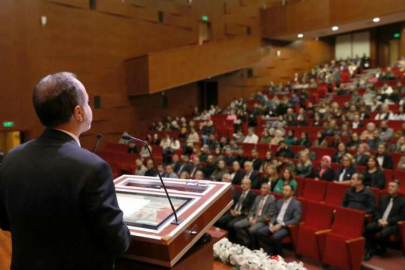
[394,32,401,38]
[202,16,209,22]
[3,122,14,128]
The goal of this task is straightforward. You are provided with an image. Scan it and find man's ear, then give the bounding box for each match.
[73,105,83,122]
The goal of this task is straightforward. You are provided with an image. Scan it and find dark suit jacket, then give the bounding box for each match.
[0,129,130,270]
[334,166,357,181]
[271,198,301,226]
[251,157,263,171]
[177,162,193,174]
[376,154,394,170]
[232,190,256,214]
[354,154,370,166]
[313,167,335,181]
[244,170,261,189]
[231,170,245,186]
[248,195,276,223]
[189,165,203,177]
[374,195,405,226]
[171,161,181,173]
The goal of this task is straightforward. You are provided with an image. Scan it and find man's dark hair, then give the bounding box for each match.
[390,180,401,188]
[33,72,85,128]
[284,184,295,193]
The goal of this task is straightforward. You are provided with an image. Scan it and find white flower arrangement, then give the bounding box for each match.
[213,238,306,270]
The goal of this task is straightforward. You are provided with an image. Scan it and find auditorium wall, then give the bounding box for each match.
[0,0,262,150]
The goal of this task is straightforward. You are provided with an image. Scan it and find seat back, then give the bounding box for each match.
[294,176,305,197]
[324,182,350,206]
[301,179,327,202]
[332,207,365,238]
[304,201,334,230]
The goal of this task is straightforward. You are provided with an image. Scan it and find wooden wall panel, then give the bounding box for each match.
[126,36,262,95]
[262,0,405,38]
[0,0,264,150]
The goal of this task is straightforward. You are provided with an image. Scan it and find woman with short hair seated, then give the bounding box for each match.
[334,154,357,184]
[331,142,347,164]
[313,155,334,181]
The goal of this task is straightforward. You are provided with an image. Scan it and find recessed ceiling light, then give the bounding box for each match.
[332,26,339,31]
[373,17,380,23]
[297,34,303,38]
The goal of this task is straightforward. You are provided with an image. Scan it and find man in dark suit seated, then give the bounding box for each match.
[364,180,405,261]
[375,143,394,170]
[0,72,130,270]
[223,147,236,167]
[250,148,263,171]
[176,154,192,175]
[341,173,375,214]
[234,183,276,249]
[215,178,256,241]
[170,154,181,172]
[144,159,158,177]
[189,157,202,178]
[243,161,261,189]
[256,184,301,256]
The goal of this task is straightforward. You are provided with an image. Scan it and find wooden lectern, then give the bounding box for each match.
[113,175,233,268]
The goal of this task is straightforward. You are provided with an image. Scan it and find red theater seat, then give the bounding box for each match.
[324,182,350,206]
[322,207,365,270]
[296,202,334,262]
[299,179,327,202]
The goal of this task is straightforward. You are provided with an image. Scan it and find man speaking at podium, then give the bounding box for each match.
[0,72,131,269]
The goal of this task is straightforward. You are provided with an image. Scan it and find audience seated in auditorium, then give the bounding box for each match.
[364,180,405,261]
[189,157,202,178]
[152,133,161,146]
[260,151,275,173]
[243,128,259,144]
[361,123,376,141]
[354,143,371,166]
[177,155,193,175]
[363,156,386,189]
[394,123,405,138]
[242,161,261,189]
[389,136,405,153]
[296,152,313,178]
[223,147,236,166]
[234,183,276,249]
[376,144,394,170]
[210,160,229,182]
[179,171,190,179]
[207,134,219,150]
[127,141,140,154]
[275,141,294,159]
[341,173,375,214]
[193,170,204,180]
[295,131,311,148]
[270,130,284,146]
[262,165,279,192]
[162,165,178,179]
[134,158,147,176]
[205,146,218,162]
[231,161,245,186]
[250,149,263,171]
[260,129,272,144]
[334,154,357,184]
[368,129,384,151]
[332,142,347,163]
[202,155,216,179]
[199,145,210,162]
[256,185,301,256]
[144,159,157,177]
[375,104,393,120]
[216,178,256,241]
[284,130,296,146]
[314,155,335,181]
[236,147,248,169]
[273,168,297,194]
[379,121,394,142]
[312,131,328,148]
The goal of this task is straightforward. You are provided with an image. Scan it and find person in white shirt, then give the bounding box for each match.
[375,104,393,120]
[243,128,259,144]
[256,185,301,256]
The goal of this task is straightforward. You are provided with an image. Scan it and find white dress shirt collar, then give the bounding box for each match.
[55,129,81,147]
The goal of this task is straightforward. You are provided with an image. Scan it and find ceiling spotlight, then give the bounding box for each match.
[297,34,303,38]
[332,26,339,31]
[373,17,380,23]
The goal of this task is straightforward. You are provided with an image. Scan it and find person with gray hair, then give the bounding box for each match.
[0,72,130,269]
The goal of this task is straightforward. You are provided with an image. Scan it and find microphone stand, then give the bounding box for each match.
[123,134,182,225]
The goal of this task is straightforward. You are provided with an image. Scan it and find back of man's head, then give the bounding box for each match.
[33,72,84,128]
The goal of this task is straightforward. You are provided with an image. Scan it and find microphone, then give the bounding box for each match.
[122,134,182,225]
[92,134,103,153]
